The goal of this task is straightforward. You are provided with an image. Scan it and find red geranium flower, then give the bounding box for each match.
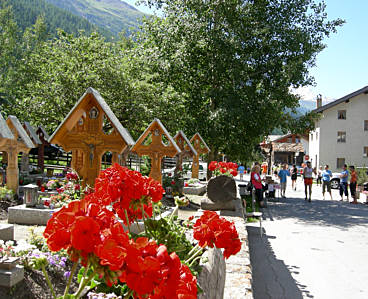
[193,211,241,259]
[70,216,100,253]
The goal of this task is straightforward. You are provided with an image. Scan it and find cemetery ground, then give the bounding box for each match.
[248,177,368,299]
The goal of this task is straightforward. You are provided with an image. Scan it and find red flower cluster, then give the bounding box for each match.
[208,161,238,177]
[66,171,79,181]
[193,211,242,259]
[121,240,197,299]
[94,164,164,224]
[44,197,196,297]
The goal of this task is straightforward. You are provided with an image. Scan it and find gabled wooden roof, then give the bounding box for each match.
[0,113,14,140]
[7,116,35,148]
[49,87,134,146]
[132,118,181,154]
[174,130,198,156]
[191,132,210,153]
[24,121,41,145]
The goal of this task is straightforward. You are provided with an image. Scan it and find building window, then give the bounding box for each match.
[287,137,292,143]
[337,158,345,169]
[364,120,368,131]
[295,138,300,143]
[364,147,368,157]
[338,110,346,119]
[337,131,346,143]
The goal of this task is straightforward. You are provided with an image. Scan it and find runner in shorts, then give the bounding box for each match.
[303,161,315,202]
[321,165,333,200]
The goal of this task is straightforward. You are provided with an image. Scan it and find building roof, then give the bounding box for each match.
[0,113,14,140]
[174,130,198,156]
[49,87,134,146]
[314,85,368,113]
[272,142,304,153]
[270,133,308,143]
[7,116,35,148]
[24,121,41,145]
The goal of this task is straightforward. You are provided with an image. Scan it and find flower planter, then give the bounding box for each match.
[8,204,59,225]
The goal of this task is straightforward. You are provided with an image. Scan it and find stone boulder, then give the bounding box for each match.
[201,175,237,211]
[207,175,237,202]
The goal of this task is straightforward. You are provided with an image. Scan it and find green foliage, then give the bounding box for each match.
[356,168,368,186]
[140,156,151,176]
[144,217,194,261]
[137,0,344,161]
[0,186,14,199]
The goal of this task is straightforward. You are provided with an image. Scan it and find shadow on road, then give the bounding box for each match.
[264,197,368,229]
[247,226,312,299]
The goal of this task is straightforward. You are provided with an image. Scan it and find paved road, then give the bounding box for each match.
[247,178,368,299]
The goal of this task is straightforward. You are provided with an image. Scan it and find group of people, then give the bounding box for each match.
[250,161,359,205]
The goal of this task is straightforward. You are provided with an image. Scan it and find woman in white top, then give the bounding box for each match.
[303,161,316,202]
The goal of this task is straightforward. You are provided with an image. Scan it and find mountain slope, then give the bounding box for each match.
[7,0,112,38]
[45,0,146,36]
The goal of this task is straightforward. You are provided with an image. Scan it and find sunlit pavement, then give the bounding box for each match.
[246,178,368,299]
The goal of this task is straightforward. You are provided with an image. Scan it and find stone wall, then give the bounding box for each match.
[223,214,253,299]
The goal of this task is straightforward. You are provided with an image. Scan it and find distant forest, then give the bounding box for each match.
[5,0,113,38]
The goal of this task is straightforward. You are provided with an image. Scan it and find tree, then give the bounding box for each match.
[8,29,186,139]
[0,1,18,109]
[137,0,343,161]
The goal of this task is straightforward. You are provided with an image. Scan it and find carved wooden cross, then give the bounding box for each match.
[132,119,180,183]
[174,131,197,176]
[49,88,134,187]
[190,133,210,179]
[0,116,34,192]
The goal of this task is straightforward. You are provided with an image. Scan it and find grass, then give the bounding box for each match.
[241,194,261,222]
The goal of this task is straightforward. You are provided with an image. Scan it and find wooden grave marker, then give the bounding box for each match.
[49,87,134,187]
[174,130,197,176]
[22,122,42,173]
[190,133,210,179]
[35,125,51,171]
[132,118,181,183]
[0,116,35,192]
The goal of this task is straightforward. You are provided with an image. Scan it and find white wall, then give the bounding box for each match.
[308,126,320,169]
[316,93,368,172]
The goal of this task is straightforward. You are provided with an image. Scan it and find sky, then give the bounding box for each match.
[125,0,368,104]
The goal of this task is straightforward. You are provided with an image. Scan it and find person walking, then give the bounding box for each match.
[291,164,298,191]
[321,165,333,200]
[317,166,323,186]
[303,161,315,202]
[251,165,264,206]
[238,164,245,181]
[278,164,290,198]
[349,165,357,204]
[339,164,349,201]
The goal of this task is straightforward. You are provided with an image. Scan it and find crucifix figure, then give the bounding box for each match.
[132,118,180,183]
